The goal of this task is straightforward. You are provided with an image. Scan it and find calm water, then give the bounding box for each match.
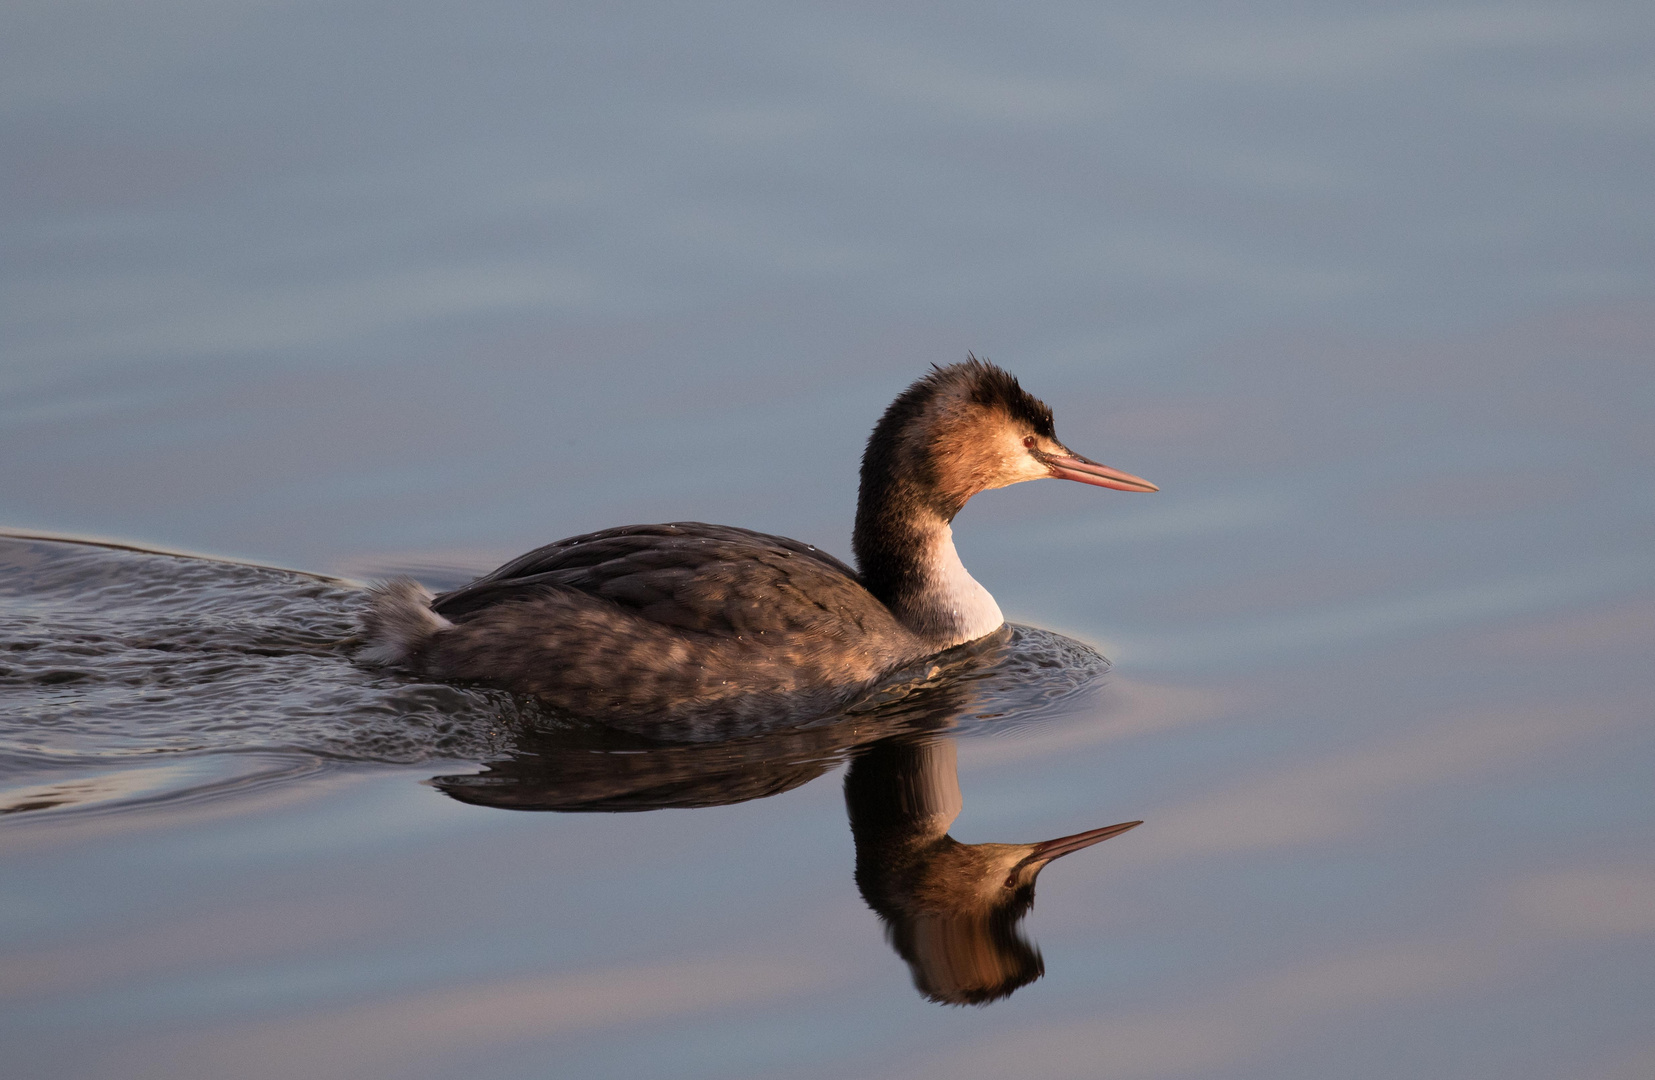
[4,2,1654,1078]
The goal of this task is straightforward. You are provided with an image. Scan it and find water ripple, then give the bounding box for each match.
[0,534,1111,818]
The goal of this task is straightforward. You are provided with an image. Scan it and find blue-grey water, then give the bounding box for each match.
[4,2,1654,1078]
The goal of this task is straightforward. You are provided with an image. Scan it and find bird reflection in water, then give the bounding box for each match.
[431,624,1142,1004]
[847,736,1139,1004]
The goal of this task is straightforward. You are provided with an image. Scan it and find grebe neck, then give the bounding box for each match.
[853,489,1003,649]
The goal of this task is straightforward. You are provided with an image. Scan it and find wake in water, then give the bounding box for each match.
[0,534,1112,818]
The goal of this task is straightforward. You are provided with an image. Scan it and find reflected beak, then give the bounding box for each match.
[1045,452,1158,493]
[1028,819,1143,864]
[1004,819,1142,888]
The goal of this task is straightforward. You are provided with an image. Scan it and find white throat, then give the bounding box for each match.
[920,524,1004,646]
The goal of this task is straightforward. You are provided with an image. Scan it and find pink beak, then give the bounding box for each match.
[1047,452,1159,493]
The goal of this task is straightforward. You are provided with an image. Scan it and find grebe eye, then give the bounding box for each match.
[1023,435,1037,449]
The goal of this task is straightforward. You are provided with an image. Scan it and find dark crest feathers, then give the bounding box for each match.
[921,354,1055,437]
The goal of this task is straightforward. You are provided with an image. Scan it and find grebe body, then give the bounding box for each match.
[359,359,1155,735]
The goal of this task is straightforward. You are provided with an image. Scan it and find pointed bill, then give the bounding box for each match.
[1029,819,1144,864]
[1046,453,1158,492]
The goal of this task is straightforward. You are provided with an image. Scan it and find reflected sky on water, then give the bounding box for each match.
[2,2,1654,1078]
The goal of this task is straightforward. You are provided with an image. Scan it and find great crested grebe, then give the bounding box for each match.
[359,358,1156,733]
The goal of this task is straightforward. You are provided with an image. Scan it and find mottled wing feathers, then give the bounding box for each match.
[430,522,883,637]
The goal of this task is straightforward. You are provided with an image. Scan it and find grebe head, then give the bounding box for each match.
[862,356,1157,524]
[853,356,1157,644]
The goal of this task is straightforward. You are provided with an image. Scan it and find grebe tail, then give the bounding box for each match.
[358,578,451,667]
